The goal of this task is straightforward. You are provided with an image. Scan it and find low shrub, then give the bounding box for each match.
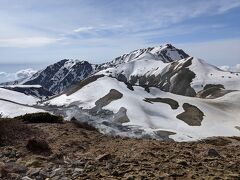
[16,112,64,124]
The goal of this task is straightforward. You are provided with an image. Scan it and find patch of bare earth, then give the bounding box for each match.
[176,103,204,126]
[0,119,240,179]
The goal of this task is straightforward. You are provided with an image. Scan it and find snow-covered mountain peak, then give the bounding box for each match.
[101,44,189,69]
[63,59,80,69]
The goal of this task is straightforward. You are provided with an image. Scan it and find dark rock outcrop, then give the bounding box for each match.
[176,103,204,126]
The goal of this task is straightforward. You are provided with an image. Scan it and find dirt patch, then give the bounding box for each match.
[95,89,123,108]
[113,107,130,124]
[144,97,179,109]
[176,103,204,126]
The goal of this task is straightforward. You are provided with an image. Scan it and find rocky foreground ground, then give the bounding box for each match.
[0,117,240,180]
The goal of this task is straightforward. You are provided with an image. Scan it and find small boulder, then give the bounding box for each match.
[26,138,51,155]
[207,148,220,157]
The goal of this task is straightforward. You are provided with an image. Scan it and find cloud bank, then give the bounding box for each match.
[0,69,37,83]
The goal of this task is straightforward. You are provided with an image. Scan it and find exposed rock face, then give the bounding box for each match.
[176,103,204,126]
[113,107,130,124]
[90,89,123,115]
[24,60,94,94]
[196,84,234,99]
[144,97,179,109]
[109,57,197,97]
[95,89,123,108]
[158,57,196,97]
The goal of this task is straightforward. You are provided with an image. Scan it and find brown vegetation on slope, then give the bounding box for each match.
[0,115,239,179]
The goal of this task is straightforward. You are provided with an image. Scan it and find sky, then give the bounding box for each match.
[0,0,240,82]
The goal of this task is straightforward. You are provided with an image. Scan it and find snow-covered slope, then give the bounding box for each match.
[0,100,44,118]
[0,85,54,98]
[97,54,168,85]
[157,57,240,96]
[96,44,189,86]
[0,88,44,117]
[0,88,39,105]
[47,76,240,141]
[98,44,189,70]
[188,58,240,92]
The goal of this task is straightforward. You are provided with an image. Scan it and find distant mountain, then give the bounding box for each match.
[96,44,189,70]
[9,44,188,95]
[23,59,94,94]
[96,44,188,85]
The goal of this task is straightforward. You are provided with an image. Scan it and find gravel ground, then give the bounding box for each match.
[0,119,240,180]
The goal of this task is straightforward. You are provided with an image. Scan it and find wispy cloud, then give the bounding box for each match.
[219,64,240,72]
[0,0,239,65]
[0,37,61,48]
[73,26,94,33]
[217,0,240,13]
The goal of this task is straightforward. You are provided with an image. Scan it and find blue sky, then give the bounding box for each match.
[0,0,240,74]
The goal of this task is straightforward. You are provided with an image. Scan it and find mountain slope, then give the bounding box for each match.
[47,76,240,141]
[24,59,94,94]
[98,44,189,69]
[0,87,39,105]
[0,88,44,117]
[1,85,54,98]
[12,44,188,96]
[157,57,240,96]
[0,100,44,118]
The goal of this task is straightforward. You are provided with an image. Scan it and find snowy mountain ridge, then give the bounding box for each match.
[1,44,240,141]
[5,44,188,95]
